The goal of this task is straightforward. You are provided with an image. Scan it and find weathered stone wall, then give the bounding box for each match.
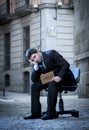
[0,26,4,89]
[74,0,89,98]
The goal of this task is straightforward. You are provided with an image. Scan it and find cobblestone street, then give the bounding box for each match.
[0,91,89,130]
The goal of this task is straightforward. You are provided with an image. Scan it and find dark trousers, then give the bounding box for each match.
[31,70,76,115]
[31,81,58,115]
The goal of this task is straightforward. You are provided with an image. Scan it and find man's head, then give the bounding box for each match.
[26,48,42,64]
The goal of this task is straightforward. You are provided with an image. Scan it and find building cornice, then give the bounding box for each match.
[74,51,89,62]
[39,3,74,10]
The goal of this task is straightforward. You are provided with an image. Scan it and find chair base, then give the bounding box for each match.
[58,94,79,118]
[56,110,79,117]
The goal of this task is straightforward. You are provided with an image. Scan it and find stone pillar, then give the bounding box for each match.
[74,0,89,98]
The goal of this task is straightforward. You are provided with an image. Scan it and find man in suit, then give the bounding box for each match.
[23,48,76,120]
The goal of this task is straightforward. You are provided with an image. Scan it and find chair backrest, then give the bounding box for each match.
[70,67,80,83]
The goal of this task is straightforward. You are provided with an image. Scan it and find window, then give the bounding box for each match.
[0,0,10,15]
[7,0,10,14]
[23,26,30,67]
[4,32,10,71]
[15,0,30,8]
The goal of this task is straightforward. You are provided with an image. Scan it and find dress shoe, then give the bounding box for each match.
[23,114,41,120]
[41,112,58,120]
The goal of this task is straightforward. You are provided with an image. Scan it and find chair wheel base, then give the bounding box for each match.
[71,110,79,117]
[56,110,79,117]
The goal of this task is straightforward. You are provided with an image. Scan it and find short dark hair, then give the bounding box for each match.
[25,48,37,60]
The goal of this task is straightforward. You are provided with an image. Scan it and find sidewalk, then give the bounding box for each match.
[0,91,89,130]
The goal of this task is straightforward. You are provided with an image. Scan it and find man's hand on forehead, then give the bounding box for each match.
[29,59,37,65]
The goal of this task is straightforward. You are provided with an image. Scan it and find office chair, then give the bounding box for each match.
[57,67,80,117]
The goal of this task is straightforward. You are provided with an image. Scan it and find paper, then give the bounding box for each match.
[40,71,54,84]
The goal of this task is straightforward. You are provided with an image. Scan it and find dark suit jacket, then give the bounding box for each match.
[31,50,76,86]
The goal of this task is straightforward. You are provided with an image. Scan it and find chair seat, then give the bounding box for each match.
[61,85,77,91]
[58,67,80,92]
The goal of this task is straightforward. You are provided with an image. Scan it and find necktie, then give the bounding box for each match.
[40,61,46,73]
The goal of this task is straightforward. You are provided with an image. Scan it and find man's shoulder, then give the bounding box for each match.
[44,50,56,55]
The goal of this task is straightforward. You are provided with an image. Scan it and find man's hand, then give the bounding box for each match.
[51,76,62,83]
[29,60,39,70]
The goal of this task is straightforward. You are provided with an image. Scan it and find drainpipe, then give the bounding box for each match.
[39,9,42,51]
[33,3,41,51]
[54,2,62,20]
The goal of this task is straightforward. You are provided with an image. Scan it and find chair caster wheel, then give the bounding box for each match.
[71,111,79,117]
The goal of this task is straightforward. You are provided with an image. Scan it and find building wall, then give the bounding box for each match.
[41,7,74,66]
[56,9,74,66]
[0,11,41,93]
[10,19,23,92]
[74,0,89,98]
[0,3,74,93]
[0,26,4,89]
[30,12,41,49]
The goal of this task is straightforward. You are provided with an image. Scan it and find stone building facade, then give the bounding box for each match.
[0,0,74,94]
[74,0,89,98]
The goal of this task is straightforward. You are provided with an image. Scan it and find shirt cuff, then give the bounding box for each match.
[34,64,39,71]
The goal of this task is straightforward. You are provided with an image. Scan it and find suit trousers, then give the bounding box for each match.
[31,81,58,115]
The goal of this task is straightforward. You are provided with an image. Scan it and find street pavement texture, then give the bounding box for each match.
[0,91,89,130]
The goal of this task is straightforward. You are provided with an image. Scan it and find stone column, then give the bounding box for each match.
[74,0,89,98]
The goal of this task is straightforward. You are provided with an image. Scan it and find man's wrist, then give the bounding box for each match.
[34,64,39,70]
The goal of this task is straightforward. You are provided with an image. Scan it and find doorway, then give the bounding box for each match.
[23,71,30,93]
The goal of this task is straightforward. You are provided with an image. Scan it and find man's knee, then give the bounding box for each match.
[31,82,38,92]
[31,81,43,92]
[48,81,57,90]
